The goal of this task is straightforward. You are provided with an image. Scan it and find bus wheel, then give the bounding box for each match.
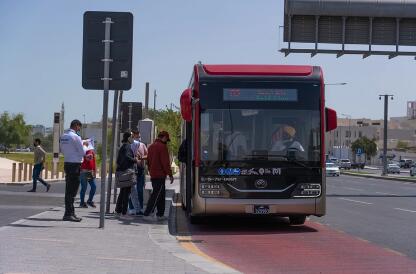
[189,215,203,225]
[289,215,306,225]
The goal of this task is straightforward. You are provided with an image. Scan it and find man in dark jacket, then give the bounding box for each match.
[143,131,174,221]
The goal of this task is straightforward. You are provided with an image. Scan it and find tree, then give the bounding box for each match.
[151,108,181,159]
[0,112,31,153]
[351,136,377,160]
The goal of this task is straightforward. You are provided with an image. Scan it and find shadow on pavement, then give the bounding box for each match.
[170,193,318,237]
[25,217,63,222]
[7,223,54,228]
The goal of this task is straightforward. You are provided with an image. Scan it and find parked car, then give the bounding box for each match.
[20,147,31,152]
[326,162,340,176]
[328,157,338,163]
[399,159,413,168]
[387,164,400,174]
[0,144,10,153]
[351,162,365,169]
[339,159,351,170]
[410,164,416,177]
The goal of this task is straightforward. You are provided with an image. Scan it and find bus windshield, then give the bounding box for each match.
[200,109,321,162]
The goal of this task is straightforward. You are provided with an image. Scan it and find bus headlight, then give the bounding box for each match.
[292,183,321,198]
[199,183,229,198]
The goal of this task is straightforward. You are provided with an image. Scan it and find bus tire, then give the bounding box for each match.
[190,215,203,225]
[289,215,306,225]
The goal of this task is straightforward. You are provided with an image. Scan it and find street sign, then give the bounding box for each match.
[282,0,416,58]
[357,148,362,156]
[120,102,142,132]
[82,11,133,90]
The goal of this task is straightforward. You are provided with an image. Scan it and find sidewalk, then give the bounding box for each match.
[0,188,235,274]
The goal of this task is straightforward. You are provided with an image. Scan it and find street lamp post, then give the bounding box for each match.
[324,82,348,159]
[379,94,394,176]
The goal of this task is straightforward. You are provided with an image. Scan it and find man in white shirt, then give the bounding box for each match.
[60,119,85,222]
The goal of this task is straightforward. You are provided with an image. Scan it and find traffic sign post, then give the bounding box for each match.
[82,11,134,228]
[120,102,143,132]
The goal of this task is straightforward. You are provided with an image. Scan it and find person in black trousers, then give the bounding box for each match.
[59,120,85,222]
[115,132,139,220]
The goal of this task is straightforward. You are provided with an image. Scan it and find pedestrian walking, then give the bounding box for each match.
[143,131,174,221]
[129,130,148,216]
[115,132,140,220]
[79,139,97,208]
[27,138,51,192]
[60,119,85,222]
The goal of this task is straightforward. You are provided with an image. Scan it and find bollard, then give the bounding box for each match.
[29,164,33,180]
[18,162,23,182]
[24,163,28,181]
[12,163,16,182]
[44,163,48,179]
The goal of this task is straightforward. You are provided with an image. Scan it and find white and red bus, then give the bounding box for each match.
[179,64,337,225]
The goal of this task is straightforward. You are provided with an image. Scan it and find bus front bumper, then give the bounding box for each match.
[194,197,325,217]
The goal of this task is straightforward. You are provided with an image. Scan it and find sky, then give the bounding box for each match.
[0,0,415,128]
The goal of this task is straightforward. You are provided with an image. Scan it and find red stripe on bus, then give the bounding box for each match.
[203,65,313,76]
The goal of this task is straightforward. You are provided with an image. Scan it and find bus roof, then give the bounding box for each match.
[202,64,314,77]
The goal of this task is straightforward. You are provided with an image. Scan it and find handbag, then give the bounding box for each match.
[115,168,136,188]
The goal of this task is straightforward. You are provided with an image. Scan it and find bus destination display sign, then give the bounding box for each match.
[223,88,298,102]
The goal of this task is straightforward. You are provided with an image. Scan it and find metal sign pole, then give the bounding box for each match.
[113,90,123,203]
[99,17,113,228]
[106,90,119,213]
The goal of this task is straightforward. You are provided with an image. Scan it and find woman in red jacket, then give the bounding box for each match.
[79,140,97,208]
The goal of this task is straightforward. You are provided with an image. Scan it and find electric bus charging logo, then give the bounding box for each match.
[218,168,226,176]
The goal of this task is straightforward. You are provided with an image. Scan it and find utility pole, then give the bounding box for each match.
[145,82,149,118]
[379,94,394,176]
[153,89,157,111]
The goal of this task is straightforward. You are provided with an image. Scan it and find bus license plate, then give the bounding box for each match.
[254,205,270,214]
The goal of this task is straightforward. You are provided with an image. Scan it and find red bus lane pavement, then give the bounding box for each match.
[183,218,416,274]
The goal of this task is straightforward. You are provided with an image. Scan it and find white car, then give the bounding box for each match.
[387,164,400,174]
[326,162,340,176]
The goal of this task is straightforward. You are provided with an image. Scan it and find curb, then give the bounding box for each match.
[0,179,64,186]
[342,172,416,183]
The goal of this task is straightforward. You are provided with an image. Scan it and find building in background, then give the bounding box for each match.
[31,124,46,136]
[326,116,416,164]
[407,101,416,120]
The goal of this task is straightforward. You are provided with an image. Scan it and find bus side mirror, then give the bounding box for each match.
[326,107,337,132]
[180,88,192,122]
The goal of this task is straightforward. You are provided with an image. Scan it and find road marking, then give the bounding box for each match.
[338,198,373,205]
[21,237,72,244]
[342,187,364,191]
[394,208,416,213]
[96,257,152,262]
[375,191,398,196]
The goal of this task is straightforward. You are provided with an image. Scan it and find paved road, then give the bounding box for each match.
[0,181,102,227]
[312,174,416,259]
[174,175,416,273]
